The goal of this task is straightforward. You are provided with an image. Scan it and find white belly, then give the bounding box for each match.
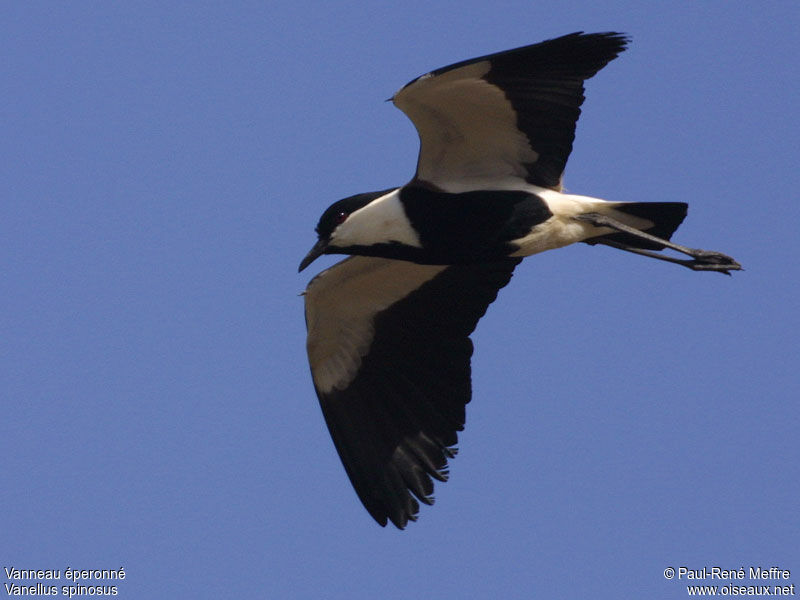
[509,186,653,257]
[510,215,608,256]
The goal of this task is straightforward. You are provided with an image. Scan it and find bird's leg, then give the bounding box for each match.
[575,213,742,275]
[588,238,741,274]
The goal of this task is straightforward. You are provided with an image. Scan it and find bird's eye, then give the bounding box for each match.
[335,211,348,225]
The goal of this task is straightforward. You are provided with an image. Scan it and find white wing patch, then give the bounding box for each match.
[393,60,539,191]
[304,257,446,394]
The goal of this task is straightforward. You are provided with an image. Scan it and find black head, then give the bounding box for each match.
[299,188,397,271]
[314,192,384,239]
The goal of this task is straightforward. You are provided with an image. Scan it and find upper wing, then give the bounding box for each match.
[304,256,521,528]
[392,32,628,192]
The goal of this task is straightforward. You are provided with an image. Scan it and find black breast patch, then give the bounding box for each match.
[400,185,553,263]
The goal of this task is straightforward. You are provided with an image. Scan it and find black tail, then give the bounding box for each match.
[588,202,688,250]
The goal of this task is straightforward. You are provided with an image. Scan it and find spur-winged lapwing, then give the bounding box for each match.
[299,32,741,528]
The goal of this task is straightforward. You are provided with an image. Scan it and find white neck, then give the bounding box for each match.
[331,188,422,249]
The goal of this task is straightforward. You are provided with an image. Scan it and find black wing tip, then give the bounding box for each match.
[400,31,630,91]
[361,447,454,529]
[561,30,630,43]
[505,30,631,73]
[558,30,630,57]
[366,493,422,530]
[551,30,630,47]
[314,259,522,530]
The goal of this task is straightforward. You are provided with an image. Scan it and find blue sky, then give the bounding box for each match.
[3,2,798,598]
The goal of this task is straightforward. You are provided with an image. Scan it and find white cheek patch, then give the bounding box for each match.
[304,257,445,393]
[332,189,422,249]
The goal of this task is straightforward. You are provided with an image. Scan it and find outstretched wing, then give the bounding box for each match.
[392,32,628,192]
[304,256,521,528]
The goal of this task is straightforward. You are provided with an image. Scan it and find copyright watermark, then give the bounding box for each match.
[664,566,795,596]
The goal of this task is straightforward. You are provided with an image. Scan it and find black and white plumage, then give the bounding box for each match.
[299,32,741,529]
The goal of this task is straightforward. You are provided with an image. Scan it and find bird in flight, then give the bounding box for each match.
[299,32,741,529]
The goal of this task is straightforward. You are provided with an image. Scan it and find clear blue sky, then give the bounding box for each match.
[3,2,798,599]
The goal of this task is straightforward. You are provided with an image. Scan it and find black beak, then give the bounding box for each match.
[298,238,328,272]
